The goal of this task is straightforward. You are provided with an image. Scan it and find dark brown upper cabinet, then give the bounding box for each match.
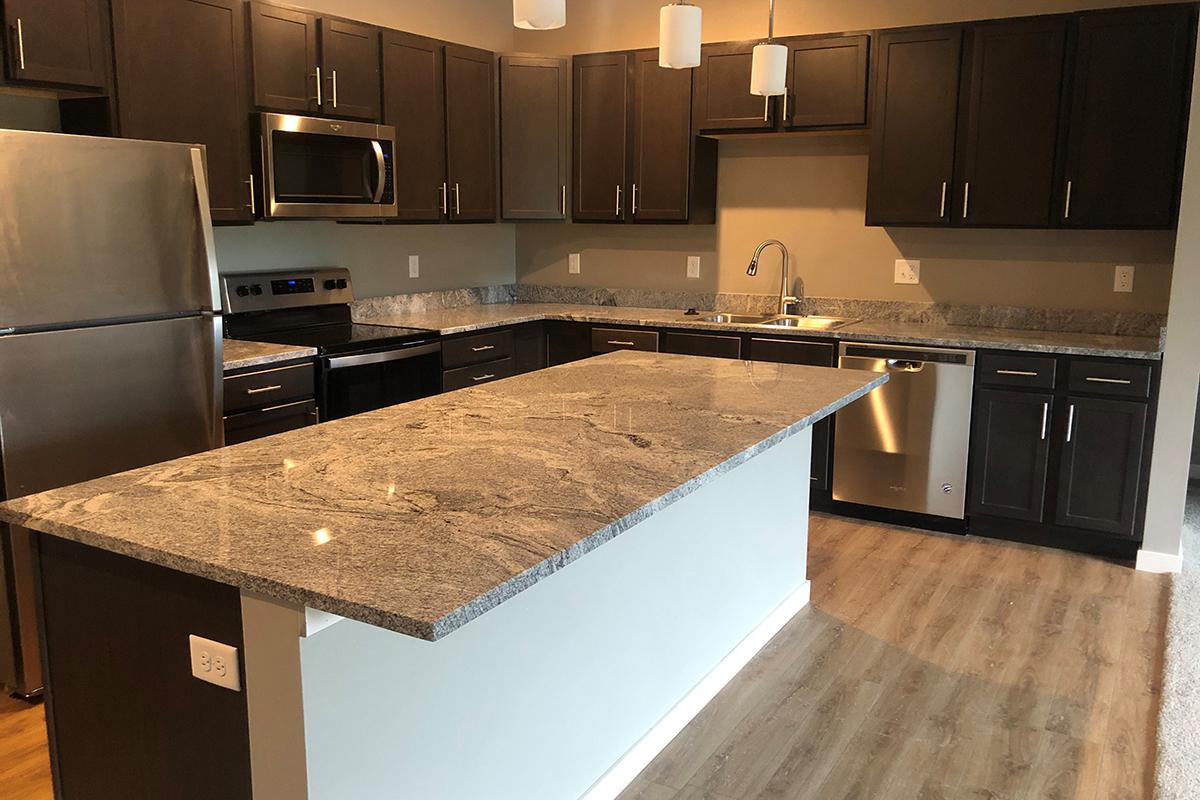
[573,52,630,222]
[444,44,497,222]
[1060,5,1195,230]
[693,42,775,132]
[783,33,870,129]
[248,1,318,114]
[956,17,1067,228]
[249,3,380,121]
[111,0,254,223]
[318,19,381,121]
[866,26,963,226]
[2,0,107,89]
[499,55,568,221]
[382,31,446,222]
[631,50,695,222]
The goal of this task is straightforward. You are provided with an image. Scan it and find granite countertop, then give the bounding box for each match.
[223,339,317,371]
[359,303,1163,360]
[0,352,885,641]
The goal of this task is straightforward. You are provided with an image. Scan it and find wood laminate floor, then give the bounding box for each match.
[0,515,1168,799]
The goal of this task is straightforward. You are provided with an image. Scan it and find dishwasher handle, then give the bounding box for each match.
[886,359,926,373]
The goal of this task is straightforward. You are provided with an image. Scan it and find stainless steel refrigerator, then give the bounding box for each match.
[0,130,224,696]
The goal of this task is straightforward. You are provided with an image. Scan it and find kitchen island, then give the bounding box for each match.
[0,351,884,800]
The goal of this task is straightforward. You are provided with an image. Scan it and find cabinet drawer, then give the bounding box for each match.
[1068,360,1152,399]
[591,328,659,354]
[442,329,514,370]
[443,358,515,392]
[224,399,318,446]
[224,362,315,415]
[977,353,1056,389]
[661,331,742,359]
[749,337,835,367]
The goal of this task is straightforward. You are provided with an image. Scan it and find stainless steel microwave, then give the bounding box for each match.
[257,113,397,219]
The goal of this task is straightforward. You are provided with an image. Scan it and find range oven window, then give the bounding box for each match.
[321,344,442,421]
[271,131,383,204]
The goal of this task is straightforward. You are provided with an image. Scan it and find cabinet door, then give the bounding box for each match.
[3,0,106,88]
[694,42,774,131]
[968,389,1053,522]
[382,31,447,222]
[866,26,963,226]
[546,321,592,366]
[785,34,869,129]
[249,1,318,114]
[111,0,254,223]
[444,44,496,222]
[573,52,629,222]
[499,55,568,220]
[1060,6,1194,229]
[319,18,381,122]
[958,18,1066,227]
[630,49,692,222]
[1056,397,1147,536]
[660,331,742,359]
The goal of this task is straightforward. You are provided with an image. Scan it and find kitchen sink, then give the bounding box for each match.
[697,313,778,324]
[693,313,859,331]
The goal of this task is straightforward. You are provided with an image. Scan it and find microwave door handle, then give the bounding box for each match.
[371,140,386,204]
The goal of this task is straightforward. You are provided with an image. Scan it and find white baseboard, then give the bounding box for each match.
[1137,548,1184,574]
[579,580,812,800]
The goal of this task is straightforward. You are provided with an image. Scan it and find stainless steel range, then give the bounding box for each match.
[222,269,441,421]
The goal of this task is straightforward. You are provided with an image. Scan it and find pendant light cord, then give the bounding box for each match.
[767,0,776,42]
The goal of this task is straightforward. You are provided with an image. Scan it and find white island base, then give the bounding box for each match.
[241,431,813,800]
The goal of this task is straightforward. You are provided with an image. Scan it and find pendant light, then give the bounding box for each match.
[513,0,565,30]
[750,0,787,96]
[659,2,702,69]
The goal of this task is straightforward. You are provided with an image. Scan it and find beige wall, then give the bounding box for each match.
[514,0,1184,312]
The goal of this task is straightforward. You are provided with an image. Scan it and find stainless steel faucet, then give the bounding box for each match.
[746,239,800,315]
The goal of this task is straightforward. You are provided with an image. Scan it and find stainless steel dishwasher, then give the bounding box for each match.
[833,342,976,519]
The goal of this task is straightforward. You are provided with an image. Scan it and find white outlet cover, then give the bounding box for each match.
[687,256,701,279]
[895,259,921,285]
[408,255,420,279]
[1114,265,1135,293]
[189,634,241,692]
[569,253,581,274]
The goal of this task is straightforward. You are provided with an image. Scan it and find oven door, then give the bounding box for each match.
[320,341,442,421]
[260,113,397,219]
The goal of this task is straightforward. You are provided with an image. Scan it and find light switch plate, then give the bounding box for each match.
[1114,265,1135,293]
[189,635,241,692]
[895,259,921,285]
[687,256,701,279]
[569,253,581,274]
[408,255,420,279]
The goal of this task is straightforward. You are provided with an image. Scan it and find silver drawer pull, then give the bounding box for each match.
[15,18,26,70]
[1041,402,1049,441]
[997,369,1038,377]
[1085,376,1132,385]
[246,385,283,395]
[472,374,496,382]
[470,345,496,352]
[608,340,637,347]
[1067,404,1076,443]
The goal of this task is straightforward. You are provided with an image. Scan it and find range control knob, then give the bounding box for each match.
[336,279,348,289]
[324,279,338,290]
[235,285,250,297]
[250,284,263,296]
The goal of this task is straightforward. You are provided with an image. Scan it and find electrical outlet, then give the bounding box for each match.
[1114,265,1135,293]
[895,259,921,285]
[408,255,420,279]
[189,635,241,692]
[569,253,581,274]
[687,256,701,279]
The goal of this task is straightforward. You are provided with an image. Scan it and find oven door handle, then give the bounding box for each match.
[325,341,441,370]
[371,140,386,204]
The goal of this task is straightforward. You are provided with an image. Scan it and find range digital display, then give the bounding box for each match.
[271,278,315,295]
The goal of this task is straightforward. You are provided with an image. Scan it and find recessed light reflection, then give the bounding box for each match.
[312,528,332,546]
[387,484,396,497]
[283,458,298,471]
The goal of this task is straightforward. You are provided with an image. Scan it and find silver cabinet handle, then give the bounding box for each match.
[1041,402,1049,441]
[472,373,496,382]
[247,175,256,215]
[615,184,623,217]
[14,18,26,71]
[470,345,496,352]
[331,69,338,109]
[246,385,283,396]
[440,182,448,215]
[1085,376,1132,386]
[997,369,1038,377]
[1066,404,1076,443]
[939,181,948,219]
[783,92,789,123]
[453,183,461,216]
[632,184,639,216]
[608,340,637,347]
[561,185,567,217]
[314,67,323,106]
[763,95,770,122]
[962,181,970,219]
[1064,180,1073,219]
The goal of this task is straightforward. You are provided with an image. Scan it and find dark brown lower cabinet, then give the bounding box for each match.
[968,389,1053,522]
[223,399,318,445]
[546,321,592,366]
[660,331,742,359]
[1055,396,1147,536]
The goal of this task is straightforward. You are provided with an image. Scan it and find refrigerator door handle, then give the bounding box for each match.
[190,147,222,314]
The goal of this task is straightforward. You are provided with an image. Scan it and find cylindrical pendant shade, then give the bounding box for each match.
[750,42,787,95]
[513,0,565,30]
[659,4,702,69]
